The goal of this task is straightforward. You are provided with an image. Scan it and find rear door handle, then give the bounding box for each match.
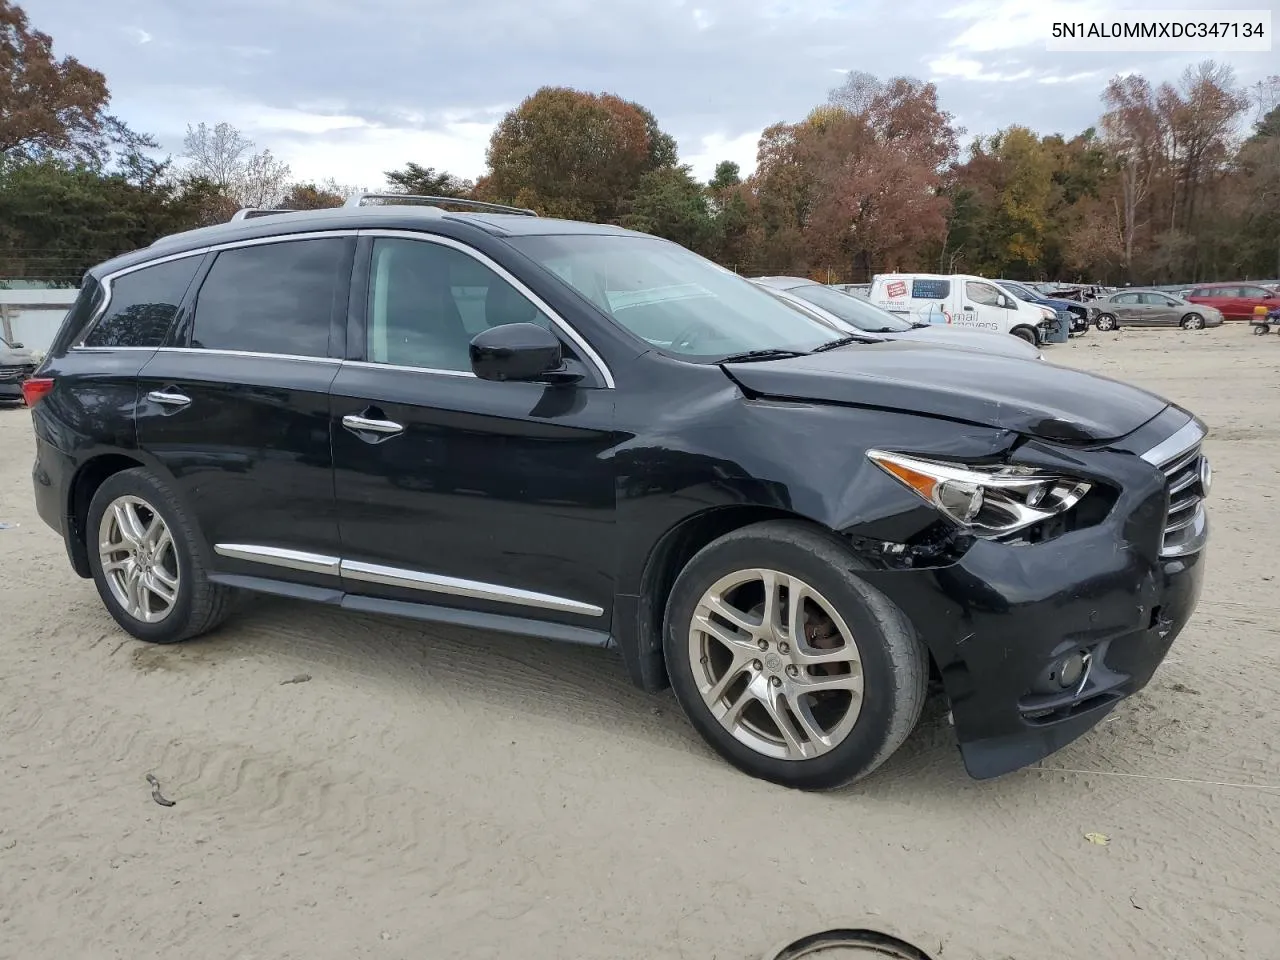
[146,389,191,408]
[342,414,404,436]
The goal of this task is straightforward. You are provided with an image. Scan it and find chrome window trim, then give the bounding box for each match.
[154,347,341,365]
[358,228,616,389]
[71,227,617,390]
[341,559,605,617]
[214,544,342,577]
[212,543,604,618]
[73,230,360,349]
[341,359,475,378]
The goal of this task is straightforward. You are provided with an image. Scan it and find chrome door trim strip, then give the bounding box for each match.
[211,545,604,617]
[341,559,605,617]
[358,228,616,389]
[213,544,342,577]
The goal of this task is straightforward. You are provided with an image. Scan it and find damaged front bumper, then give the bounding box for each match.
[857,410,1209,779]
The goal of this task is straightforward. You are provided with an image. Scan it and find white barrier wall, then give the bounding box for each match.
[0,290,78,355]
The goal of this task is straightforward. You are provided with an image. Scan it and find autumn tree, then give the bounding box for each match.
[0,0,109,159]
[479,86,679,221]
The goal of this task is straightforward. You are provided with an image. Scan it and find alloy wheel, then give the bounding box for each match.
[1183,314,1204,329]
[98,495,180,623]
[687,568,864,761]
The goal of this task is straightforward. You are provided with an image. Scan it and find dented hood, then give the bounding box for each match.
[722,340,1169,443]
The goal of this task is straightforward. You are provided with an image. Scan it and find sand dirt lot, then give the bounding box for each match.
[1,325,1278,960]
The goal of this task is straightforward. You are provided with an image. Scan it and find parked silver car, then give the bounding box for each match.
[750,277,1042,360]
[1093,289,1224,331]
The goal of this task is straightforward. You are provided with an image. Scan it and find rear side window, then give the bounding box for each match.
[189,239,346,357]
[911,278,950,299]
[83,256,202,347]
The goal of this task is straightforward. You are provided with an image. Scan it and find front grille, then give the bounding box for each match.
[0,364,34,383]
[1154,438,1207,557]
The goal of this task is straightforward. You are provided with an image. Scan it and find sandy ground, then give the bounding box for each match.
[1,324,1278,960]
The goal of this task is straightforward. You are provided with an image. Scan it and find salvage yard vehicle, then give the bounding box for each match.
[750,277,1044,360]
[25,196,1211,789]
[995,279,1090,336]
[0,333,38,404]
[868,272,1054,344]
[1093,289,1224,331]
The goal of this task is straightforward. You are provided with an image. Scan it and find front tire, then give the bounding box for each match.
[662,521,929,790]
[1096,313,1118,331]
[1011,326,1038,345]
[1181,313,1205,330]
[87,468,238,644]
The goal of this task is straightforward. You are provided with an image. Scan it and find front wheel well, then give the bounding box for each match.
[67,454,145,575]
[633,507,826,691]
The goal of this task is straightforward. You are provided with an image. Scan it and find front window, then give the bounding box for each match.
[966,281,1004,307]
[783,283,913,332]
[506,235,841,359]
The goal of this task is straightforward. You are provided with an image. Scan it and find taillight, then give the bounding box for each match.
[21,377,54,407]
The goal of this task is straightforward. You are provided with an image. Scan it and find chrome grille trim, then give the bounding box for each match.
[1143,419,1209,558]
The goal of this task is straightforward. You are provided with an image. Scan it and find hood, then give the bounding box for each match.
[722,340,1169,443]
[1037,297,1078,312]
[890,325,1039,360]
[0,343,36,365]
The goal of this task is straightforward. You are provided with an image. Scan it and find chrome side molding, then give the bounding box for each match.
[212,544,603,617]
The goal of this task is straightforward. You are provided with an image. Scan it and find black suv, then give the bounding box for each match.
[26,196,1211,789]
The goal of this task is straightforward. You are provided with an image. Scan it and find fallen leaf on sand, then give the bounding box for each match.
[1084,832,1110,845]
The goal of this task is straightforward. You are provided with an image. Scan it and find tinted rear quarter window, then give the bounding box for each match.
[189,239,346,357]
[911,279,950,299]
[82,256,202,347]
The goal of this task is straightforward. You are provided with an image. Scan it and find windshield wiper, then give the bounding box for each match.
[717,348,809,363]
[811,335,865,353]
[909,322,931,329]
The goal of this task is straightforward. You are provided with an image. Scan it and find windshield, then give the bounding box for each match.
[782,283,914,332]
[507,235,841,359]
[999,281,1039,302]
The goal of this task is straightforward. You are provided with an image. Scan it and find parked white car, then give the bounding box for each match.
[868,273,1055,344]
[750,278,1043,361]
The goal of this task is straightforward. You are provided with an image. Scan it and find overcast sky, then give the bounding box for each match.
[24,0,1275,190]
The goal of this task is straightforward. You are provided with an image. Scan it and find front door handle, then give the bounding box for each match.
[146,389,191,408]
[342,414,404,436]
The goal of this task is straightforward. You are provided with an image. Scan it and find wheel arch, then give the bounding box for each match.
[64,449,196,578]
[1010,324,1040,344]
[617,505,864,692]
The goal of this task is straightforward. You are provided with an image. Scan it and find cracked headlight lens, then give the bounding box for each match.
[867,450,1092,536]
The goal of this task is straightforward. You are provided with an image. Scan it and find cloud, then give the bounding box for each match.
[21,0,1275,188]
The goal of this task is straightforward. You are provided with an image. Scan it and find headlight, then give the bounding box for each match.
[866,450,1092,536]
[1039,306,1056,320]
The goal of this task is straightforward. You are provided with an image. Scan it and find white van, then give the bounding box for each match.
[869,273,1054,345]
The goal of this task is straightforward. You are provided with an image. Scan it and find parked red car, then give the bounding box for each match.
[1185,282,1279,320]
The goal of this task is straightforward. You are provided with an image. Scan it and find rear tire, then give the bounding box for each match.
[1096,313,1118,331]
[662,520,929,790]
[1180,313,1205,330]
[86,468,239,644]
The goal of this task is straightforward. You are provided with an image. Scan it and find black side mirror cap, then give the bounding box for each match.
[469,322,580,384]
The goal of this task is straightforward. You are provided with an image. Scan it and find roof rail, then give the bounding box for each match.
[343,193,538,217]
[230,208,298,221]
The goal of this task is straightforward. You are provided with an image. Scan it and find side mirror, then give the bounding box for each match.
[469,322,579,383]
[1000,295,1014,309]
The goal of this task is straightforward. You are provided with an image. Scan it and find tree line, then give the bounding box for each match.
[2,0,1276,287]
